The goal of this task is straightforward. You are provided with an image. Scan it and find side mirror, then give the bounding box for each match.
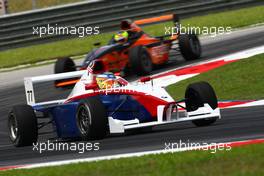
[85,83,98,90]
[139,76,152,83]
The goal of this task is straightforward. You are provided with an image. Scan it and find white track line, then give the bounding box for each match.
[9,138,264,170]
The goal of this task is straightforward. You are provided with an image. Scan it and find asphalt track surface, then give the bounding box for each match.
[0,26,264,167]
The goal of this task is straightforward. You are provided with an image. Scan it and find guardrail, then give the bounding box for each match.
[0,0,261,51]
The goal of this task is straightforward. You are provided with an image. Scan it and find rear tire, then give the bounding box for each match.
[179,33,201,61]
[185,81,218,126]
[8,105,38,147]
[54,57,77,88]
[55,57,76,74]
[129,46,152,75]
[76,97,108,140]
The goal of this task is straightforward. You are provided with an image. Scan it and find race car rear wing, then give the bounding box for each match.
[24,70,85,106]
[135,13,179,26]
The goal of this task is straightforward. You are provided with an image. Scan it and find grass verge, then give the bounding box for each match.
[8,0,83,13]
[1,144,264,176]
[0,5,264,69]
[166,54,264,100]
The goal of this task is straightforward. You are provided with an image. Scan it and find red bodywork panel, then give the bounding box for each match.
[93,33,176,73]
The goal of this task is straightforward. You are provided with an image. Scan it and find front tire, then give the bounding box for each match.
[185,81,218,126]
[179,33,201,61]
[76,97,108,140]
[129,46,153,76]
[8,105,38,147]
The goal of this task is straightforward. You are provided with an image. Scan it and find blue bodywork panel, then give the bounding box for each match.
[100,94,152,122]
[34,94,152,138]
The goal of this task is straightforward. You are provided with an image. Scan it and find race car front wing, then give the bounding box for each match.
[108,103,221,133]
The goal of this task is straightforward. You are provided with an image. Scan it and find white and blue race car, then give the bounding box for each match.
[8,67,221,147]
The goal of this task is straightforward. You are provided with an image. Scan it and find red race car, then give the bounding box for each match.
[54,14,201,87]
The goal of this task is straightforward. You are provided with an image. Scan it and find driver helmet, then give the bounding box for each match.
[120,19,133,30]
[96,72,120,89]
[114,31,129,43]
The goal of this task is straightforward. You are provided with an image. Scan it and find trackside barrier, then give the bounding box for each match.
[0,0,262,50]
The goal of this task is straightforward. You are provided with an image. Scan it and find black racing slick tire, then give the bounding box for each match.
[54,57,77,88]
[179,33,201,61]
[185,81,218,126]
[8,105,38,147]
[76,97,108,140]
[129,46,153,75]
[55,57,76,74]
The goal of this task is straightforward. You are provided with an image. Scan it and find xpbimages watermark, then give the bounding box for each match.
[32,24,100,38]
[165,24,232,37]
[32,140,100,154]
[164,140,232,153]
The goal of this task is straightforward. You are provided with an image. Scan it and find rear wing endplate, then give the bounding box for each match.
[24,70,85,106]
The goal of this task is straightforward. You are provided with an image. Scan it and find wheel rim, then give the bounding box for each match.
[77,104,91,135]
[9,113,18,141]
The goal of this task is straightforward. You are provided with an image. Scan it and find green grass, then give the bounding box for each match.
[0,5,264,69]
[166,54,264,101]
[2,144,264,176]
[8,0,84,13]
[0,34,109,68]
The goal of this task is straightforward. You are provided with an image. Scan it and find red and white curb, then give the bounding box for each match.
[1,138,264,171]
[152,45,264,87]
[151,45,264,107]
[174,100,262,112]
[219,100,264,109]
